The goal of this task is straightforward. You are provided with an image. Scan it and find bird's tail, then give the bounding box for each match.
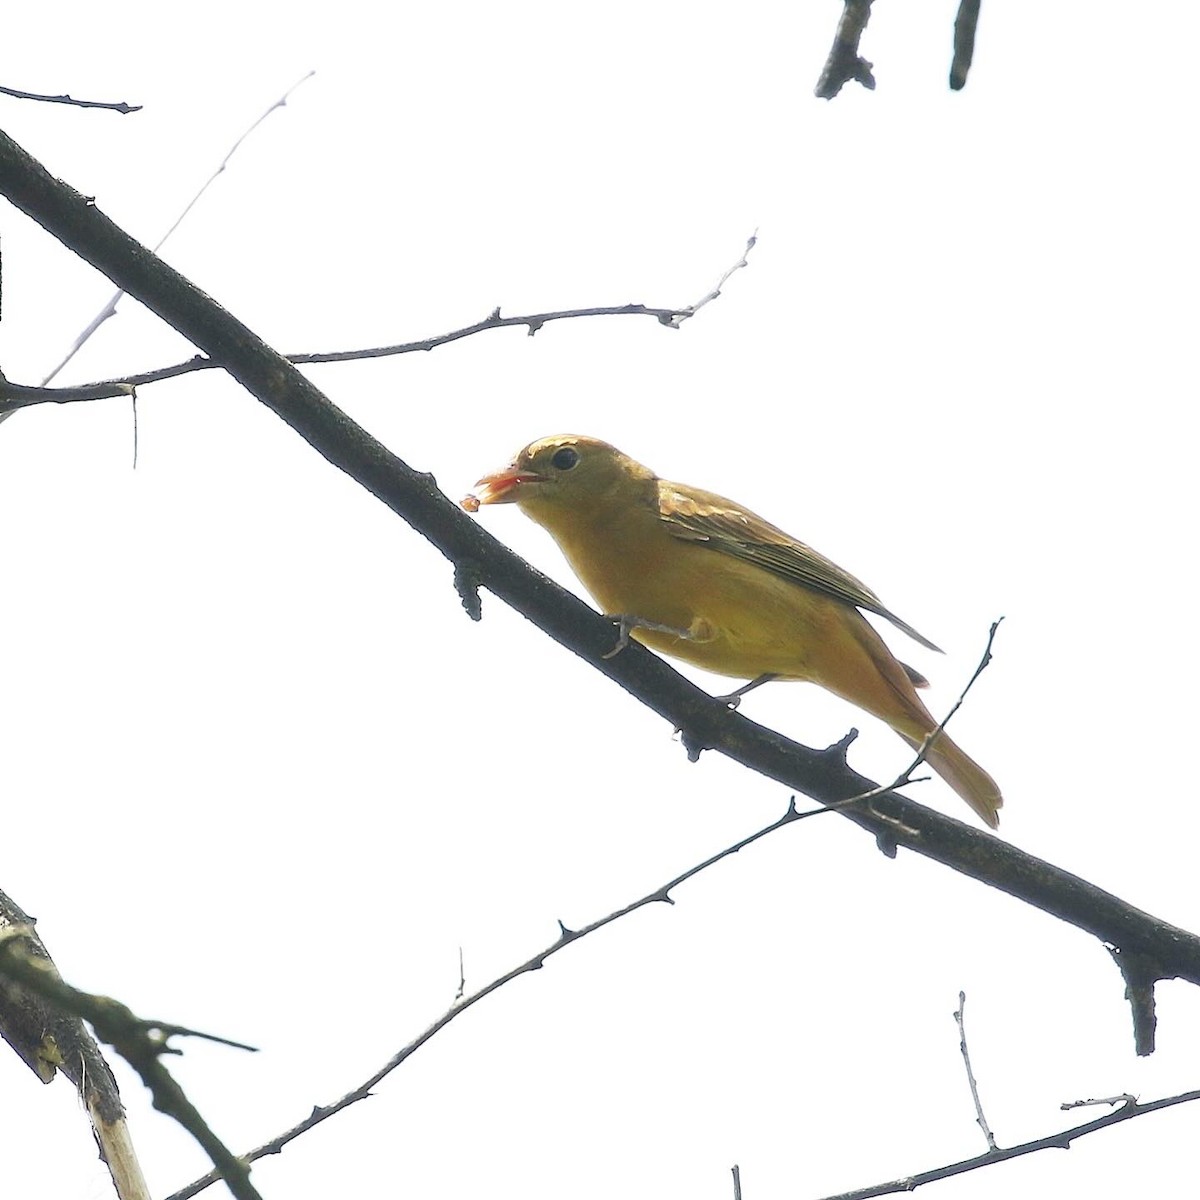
[822,613,1004,829]
[899,728,1003,829]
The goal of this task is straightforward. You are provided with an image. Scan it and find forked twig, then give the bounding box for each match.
[1,234,756,414]
[164,795,816,1200]
[813,1088,1200,1200]
[38,71,315,387]
[159,607,989,1200]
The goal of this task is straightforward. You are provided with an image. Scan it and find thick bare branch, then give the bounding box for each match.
[816,0,876,99]
[816,0,984,97]
[950,0,983,90]
[0,927,259,1200]
[0,890,149,1200]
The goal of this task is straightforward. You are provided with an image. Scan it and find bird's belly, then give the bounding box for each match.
[631,588,824,680]
[569,542,828,682]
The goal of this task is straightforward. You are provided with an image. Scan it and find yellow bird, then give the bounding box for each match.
[465,434,1002,828]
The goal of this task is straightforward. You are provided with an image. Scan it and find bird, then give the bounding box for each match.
[464,434,1002,828]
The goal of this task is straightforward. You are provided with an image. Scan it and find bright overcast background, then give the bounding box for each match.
[2,3,1198,1198]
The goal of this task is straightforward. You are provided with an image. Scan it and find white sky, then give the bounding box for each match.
[2,2,1199,1198]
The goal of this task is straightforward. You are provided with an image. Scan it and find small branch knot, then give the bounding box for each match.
[1107,945,1161,1056]
[453,563,483,622]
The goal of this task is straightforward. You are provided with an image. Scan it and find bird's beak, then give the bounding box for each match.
[461,467,545,512]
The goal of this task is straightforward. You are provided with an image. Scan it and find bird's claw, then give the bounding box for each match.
[602,616,635,660]
[602,614,696,660]
[712,673,779,710]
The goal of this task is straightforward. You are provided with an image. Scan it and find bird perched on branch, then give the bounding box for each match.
[464,434,1002,828]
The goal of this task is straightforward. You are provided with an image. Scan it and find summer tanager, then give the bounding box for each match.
[465,434,1002,828]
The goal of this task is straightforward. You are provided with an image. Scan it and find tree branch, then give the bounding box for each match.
[0,889,149,1200]
[954,991,996,1150]
[0,925,260,1200]
[815,0,877,99]
[815,0,984,97]
[164,655,999,1196]
[39,71,315,387]
[163,650,996,1198]
[163,798,824,1199]
[814,1089,1200,1199]
[0,83,141,113]
[0,235,755,413]
[2,126,1197,1058]
[950,0,983,90]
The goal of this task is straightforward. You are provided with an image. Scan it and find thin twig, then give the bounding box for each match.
[0,310,682,409]
[0,83,141,113]
[165,799,814,1200]
[669,232,756,324]
[954,991,997,1151]
[895,619,1002,790]
[0,233,756,413]
[732,1164,743,1200]
[0,378,135,408]
[1061,1094,1137,1111]
[812,1088,1200,1199]
[38,71,315,387]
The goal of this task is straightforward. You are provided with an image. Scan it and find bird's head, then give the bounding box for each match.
[464,435,656,522]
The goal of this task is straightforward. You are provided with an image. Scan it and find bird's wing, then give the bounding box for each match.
[658,483,943,653]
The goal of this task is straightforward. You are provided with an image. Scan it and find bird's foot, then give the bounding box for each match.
[602,614,699,659]
[712,673,779,709]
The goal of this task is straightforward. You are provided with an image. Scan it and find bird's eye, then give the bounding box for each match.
[551,447,580,471]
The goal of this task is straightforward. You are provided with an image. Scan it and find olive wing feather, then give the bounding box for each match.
[658,484,943,654]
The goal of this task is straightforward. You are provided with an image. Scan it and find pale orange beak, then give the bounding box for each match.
[461,467,544,512]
